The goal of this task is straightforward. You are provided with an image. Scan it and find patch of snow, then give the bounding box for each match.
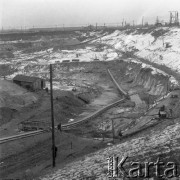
[68,119,74,123]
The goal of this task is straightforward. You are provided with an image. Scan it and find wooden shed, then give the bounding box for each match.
[13,75,45,91]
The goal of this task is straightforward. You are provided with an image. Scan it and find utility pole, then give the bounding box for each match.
[156,16,159,25]
[167,76,171,94]
[142,16,144,27]
[122,18,124,27]
[50,64,56,167]
[112,119,115,143]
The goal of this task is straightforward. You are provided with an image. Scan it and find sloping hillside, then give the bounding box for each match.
[0,80,37,108]
[0,80,37,125]
[92,27,180,72]
[40,118,180,180]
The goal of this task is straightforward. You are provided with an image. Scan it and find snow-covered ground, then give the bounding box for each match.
[125,58,178,86]
[40,121,180,180]
[1,27,180,89]
[0,43,119,89]
[92,27,180,72]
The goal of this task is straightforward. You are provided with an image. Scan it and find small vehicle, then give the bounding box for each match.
[62,60,70,63]
[94,58,100,61]
[72,59,79,62]
[158,105,167,119]
[158,110,167,118]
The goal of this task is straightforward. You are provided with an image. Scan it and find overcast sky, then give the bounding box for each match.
[0,0,180,29]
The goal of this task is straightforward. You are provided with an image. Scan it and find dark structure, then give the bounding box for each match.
[13,75,45,91]
[158,105,167,119]
[155,16,163,26]
[169,11,179,26]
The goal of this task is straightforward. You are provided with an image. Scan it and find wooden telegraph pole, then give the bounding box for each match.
[142,16,144,27]
[112,119,115,143]
[50,64,56,167]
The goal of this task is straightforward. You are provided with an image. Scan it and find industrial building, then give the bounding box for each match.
[13,75,45,91]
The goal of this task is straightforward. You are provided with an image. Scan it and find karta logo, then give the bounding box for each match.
[107,156,179,179]
[107,156,128,178]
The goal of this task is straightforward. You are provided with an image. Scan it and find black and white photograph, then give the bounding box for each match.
[0,0,180,179]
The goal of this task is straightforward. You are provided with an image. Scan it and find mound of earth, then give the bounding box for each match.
[0,107,17,126]
[32,90,86,124]
[0,79,26,95]
[0,80,37,125]
[54,91,86,123]
[0,80,37,108]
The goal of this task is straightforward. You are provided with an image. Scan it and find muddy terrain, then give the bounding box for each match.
[0,28,180,179]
